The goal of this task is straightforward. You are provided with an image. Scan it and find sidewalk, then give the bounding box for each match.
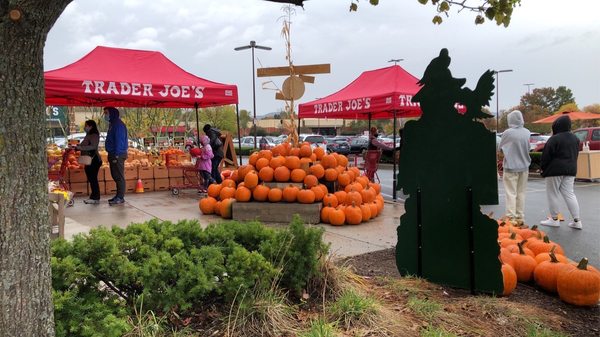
[63,191,404,258]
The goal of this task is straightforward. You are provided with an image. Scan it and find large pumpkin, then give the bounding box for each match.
[309,164,325,179]
[323,193,338,208]
[320,154,337,169]
[222,179,237,188]
[359,203,372,222]
[337,172,351,187]
[268,188,283,202]
[270,156,286,169]
[274,166,291,182]
[534,246,569,264]
[334,191,347,206]
[329,208,345,226]
[313,147,325,160]
[510,242,537,282]
[344,204,362,225]
[258,166,275,182]
[311,185,325,202]
[285,156,301,170]
[501,263,517,296]
[557,258,600,306]
[244,171,259,189]
[324,168,339,182]
[220,198,236,219]
[235,186,252,202]
[255,157,270,171]
[219,186,236,200]
[533,251,568,293]
[207,184,222,199]
[297,189,316,204]
[291,168,307,183]
[283,185,299,202]
[303,175,319,188]
[299,144,312,158]
[252,184,270,201]
[199,196,217,214]
[345,190,363,206]
[360,186,376,204]
[528,236,565,256]
[321,205,334,223]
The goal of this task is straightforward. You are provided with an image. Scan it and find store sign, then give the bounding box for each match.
[47,106,67,125]
[313,97,372,114]
[81,80,205,100]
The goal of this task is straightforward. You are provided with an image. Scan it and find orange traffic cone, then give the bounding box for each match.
[135,178,144,193]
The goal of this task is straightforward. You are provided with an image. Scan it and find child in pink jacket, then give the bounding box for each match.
[191,135,214,192]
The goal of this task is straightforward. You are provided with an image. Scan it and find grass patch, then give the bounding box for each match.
[407,296,442,319]
[525,322,569,337]
[420,324,459,337]
[299,318,337,337]
[329,289,377,330]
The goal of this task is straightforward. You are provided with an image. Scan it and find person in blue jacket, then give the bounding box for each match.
[104,107,128,205]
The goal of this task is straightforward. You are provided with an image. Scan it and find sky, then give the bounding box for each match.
[44,0,600,117]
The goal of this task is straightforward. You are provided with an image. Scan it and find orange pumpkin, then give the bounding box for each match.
[220,198,235,219]
[355,176,369,188]
[291,168,307,183]
[337,173,351,187]
[501,263,518,296]
[533,251,568,293]
[248,153,259,166]
[304,175,319,188]
[290,147,300,157]
[349,166,361,179]
[344,203,362,225]
[309,164,325,179]
[258,166,274,182]
[282,185,299,202]
[368,182,381,195]
[271,145,282,157]
[345,190,363,206]
[374,198,384,214]
[499,247,515,269]
[214,200,222,216]
[528,236,565,256]
[359,203,372,222]
[329,208,346,226]
[219,186,236,200]
[334,191,347,206]
[311,185,325,202]
[321,205,334,223]
[259,150,273,161]
[255,157,270,171]
[534,246,569,264]
[511,242,537,282]
[324,168,339,182]
[345,182,364,193]
[235,186,252,202]
[368,202,378,218]
[285,156,301,170]
[297,189,316,204]
[237,165,254,181]
[323,193,338,208]
[268,188,283,202]
[313,147,325,160]
[274,166,291,182]
[270,156,285,169]
[320,154,337,169]
[557,258,600,306]
[222,179,237,188]
[199,196,218,214]
[360,186,376,204]
[299,144,312,158]
[252,184,270,201]
[207,184,222,198]
[244,171,259,189]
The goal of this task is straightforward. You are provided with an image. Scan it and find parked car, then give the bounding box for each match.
[349,137,369,154]
[573,127,600,151]
[51,132,108,148]
[299,134,327,151]
[238,136,276,149]
[529,133,550,152]
[326,139,351,155]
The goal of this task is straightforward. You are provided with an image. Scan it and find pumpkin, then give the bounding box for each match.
[324,168,339,182]
[510,242,538,282]
[323,193,338,208]
[219,186,236,200]
[255,157,270,171]
[274,166,291,182]
[252,184,270,201]
[321,205,334,223]
[207,184,222,198]
[282,185,299,202]
[345,182,364,193]
[237,164,255,180]
[349,166,361,179]
[368,202,378,218]
[557,258,600,306]
[355,176,369,188]
[309,164,325,179]
[285,156,301,170]
[222,179,237,188]
[259,149,273,161]
[534,251,567,293]
[304,175,319,188]
[258,166,275,182]
[268,188,283,202]
[297,189,316,204]
[374,198,384,214]
[299,144,312,158]
[320,154,337,169]
[248,153,259,166]
[269,156,285,169]
[335,165,345,175]
[229,170,239,183]
[344,203,363,225]
[359,203,372,222]
[519,225,546,240]
[281,142,291,156]
[235,186,252,202]
[271,145,282,156]
[506,241,535,258]
[244,171,259,189]
[291,168,307,183]
[360,186,376,204]
[220,198,236,219]
[311,185,325,202]
[199,196,217,214]
[528,236,565,256]
[336,154,349,167]
[368,182,381,195]
[337,173,351,187]
[214,200,222,216]
[501,263,518,296]
[345,190,363,206]
[334,191,347,206]
[499,232,521,248]
[345,169,356,182]
[499,247,515,269]
[535,246,569,264]
[329,208,346,226]
[313,147,325,160]
[290,147,300,157]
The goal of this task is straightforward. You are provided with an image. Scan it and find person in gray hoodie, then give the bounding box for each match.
[498,110,531,223]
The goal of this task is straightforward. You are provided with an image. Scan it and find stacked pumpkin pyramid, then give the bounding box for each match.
[199,142,385,225]
[497,219,600,306]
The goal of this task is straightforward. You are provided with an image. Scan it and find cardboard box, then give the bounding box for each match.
[154,178,170,191]
[169,177,184,187]
[177,154,191,162]
[125,179,137,193]
[105,181,117,194]
[142,179,155,192]
[168,167,183,178]
[97,166,105,181]
[68,168,87,183]
[124,166,138,180]
[98,181,106,195]
[70,182,88,196]
[101,166,111,181]
[153,166,168,179]
[138,166,154,180]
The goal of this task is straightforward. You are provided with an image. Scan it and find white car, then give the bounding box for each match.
[299,134,328,151]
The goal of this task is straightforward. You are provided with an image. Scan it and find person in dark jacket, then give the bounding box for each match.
[77,120,103,204]
[203,124,223,184]
[539,115,582,229]
[104,107,128,205]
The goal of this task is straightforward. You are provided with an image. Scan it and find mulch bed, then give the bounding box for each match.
[340,248,600,337]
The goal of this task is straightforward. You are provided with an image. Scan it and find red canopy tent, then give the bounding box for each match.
[298,65,422,120]
[533,111,600,124]
[44,45,239,153]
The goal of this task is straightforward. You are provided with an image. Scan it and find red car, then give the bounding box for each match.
[573,127,600,151]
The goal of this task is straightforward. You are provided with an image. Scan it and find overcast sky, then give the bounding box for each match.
[44,0,600,117]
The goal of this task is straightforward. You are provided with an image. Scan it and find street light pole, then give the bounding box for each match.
[494,69,513,132]
[235,41,271,149]
[524,83,534,94]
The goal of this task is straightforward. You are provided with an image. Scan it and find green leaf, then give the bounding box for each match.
[432,15,443,25]
[439,1,450,12]
[417,0,428,4]
[475,15,485,25]
[369,0,379,5]
[349,3,358,11]
[485,7,496,20]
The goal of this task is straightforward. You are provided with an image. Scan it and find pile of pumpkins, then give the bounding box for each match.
[199,142,385,225]
[497,219,600,306]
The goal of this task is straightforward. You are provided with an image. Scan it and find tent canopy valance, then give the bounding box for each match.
[298,65,423,120]
[44,46,238,108]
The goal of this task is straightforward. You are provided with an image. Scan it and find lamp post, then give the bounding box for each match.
[388,58,404,65]
[235,41,271,149]
[524,83,534,94]
[494,69,513,131]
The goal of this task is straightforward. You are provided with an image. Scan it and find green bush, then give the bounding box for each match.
[530,151,542,171]
[52,217,328,336]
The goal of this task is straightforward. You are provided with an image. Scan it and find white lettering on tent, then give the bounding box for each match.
[106,82,119,95]
[344,98,370,111]
[143,84,153,96]
[399,95,418,107]
[131,83,142,96]
[82,80,93,93]
[170,85,181,98]
[120,82,132,95]
[194,87,205,99]
[94,81,106,94]
[180,86,190,98]
[158,85,170,97]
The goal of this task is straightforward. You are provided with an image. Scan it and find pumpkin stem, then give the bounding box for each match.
[576,258,589,270]
[542,235,551,244]
[509,232,517,240]
[517,242,526,255]
[531,225,538,231]
[549,250,559,263]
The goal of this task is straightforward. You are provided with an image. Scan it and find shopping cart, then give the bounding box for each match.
[363,150,382,183]
[48,148,75,206]
[169,165,205,196]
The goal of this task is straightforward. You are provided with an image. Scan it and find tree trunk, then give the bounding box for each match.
[0,1,71,336]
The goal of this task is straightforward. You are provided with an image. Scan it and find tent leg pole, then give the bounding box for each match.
[236,104,243,166]
[393,110,397,201]
[194,103,201,146]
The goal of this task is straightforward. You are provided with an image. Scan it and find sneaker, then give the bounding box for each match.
[108,196,117,202]
[540,218,560,227]
[83,199,100,204]
[108,197,125,205]
[568,220,583,230]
